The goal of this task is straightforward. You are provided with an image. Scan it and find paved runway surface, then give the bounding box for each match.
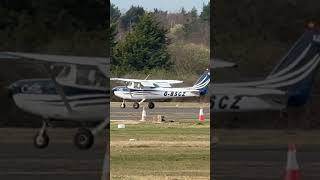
[0,129,108,180]
[212,144,320,180]
[111,105,210,121]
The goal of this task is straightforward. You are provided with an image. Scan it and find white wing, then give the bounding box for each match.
[0,52,109,77]
[111,78,183,84]
[1,52,109,66]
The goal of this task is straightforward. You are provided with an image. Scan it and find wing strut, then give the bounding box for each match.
[45,64,73,113]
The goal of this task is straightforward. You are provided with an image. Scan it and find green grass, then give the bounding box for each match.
[110,121,210,180]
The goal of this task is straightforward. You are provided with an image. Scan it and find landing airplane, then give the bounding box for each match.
[111,70,210,109]
[211,27,320,112]
[0,52,109,150]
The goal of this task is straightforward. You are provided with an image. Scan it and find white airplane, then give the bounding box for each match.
[0,52,109,150]
[111,70,210,109]
[211,28,320,112]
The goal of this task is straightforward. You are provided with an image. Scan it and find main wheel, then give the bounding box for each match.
[133,102,140,109]
[120,103,126,109]
[33,131,49,149]
[73,128,94,150]
[148,102,155,109]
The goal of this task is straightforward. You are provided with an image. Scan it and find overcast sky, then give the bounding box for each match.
[111,0,210,14]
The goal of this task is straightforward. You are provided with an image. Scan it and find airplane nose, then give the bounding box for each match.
[6,83,19,97]
[112,87,117,93]
[6,85,13,98]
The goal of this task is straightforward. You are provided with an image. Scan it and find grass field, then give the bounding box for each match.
[110,121,210,180]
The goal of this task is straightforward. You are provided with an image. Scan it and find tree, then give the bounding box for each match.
[120,6,145,31]
[110,3,121,22]
[190,7,198,18]
[200,1,210,22]
[112,13,171,72]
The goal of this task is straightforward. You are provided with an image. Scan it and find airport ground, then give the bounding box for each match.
[0,128,108,180]
[111,102,320,179]
[213,129,320,180]
[1,102,320,179]
[110,102,210,180]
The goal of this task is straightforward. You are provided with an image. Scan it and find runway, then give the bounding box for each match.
[212,144,320,180]
[0,128,108,180]
[111,102,210,121]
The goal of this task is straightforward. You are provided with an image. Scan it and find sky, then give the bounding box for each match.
[111,0,210,14]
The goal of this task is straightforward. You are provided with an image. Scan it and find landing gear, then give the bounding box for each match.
[33,121,49,149]
[120,100,126,109]
[73,128,94,150]
[133,102,140,109]
[148,102,155,109]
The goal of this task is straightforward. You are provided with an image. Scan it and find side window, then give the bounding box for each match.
[76,65,106,88]
[76,66,92,86]
[95,70,107,88]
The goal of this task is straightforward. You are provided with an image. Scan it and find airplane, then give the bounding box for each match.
[0,52,109,150]
[111,70,210,109]
[211,27,320,113]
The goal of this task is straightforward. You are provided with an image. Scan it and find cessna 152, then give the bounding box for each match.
[211,28,320,112]
[111,70,211,109]
[0,52,109,150]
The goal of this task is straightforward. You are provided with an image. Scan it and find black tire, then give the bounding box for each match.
[148,102,155,109]
[73,128,94,150]
[33,131,49,149]
[133,102,139,109]
[120,103,126,109]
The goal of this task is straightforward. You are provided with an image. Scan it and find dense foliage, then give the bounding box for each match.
[0,0,108,56]
[111,3,210,81]
[112,13,171,73]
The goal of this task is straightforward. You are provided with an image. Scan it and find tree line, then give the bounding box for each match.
[110,2,210,85]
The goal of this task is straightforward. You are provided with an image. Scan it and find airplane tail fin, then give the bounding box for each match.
[192,70,210,96]
[264,27,320,106]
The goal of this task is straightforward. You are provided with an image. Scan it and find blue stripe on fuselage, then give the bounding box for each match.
[9,79,108,96]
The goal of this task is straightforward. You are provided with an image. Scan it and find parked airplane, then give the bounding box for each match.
[211,28,320,112]
[0,52,109,149]
[111,70,210,109]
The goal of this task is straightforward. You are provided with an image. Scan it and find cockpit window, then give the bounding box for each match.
[76,65,106,88]
[57,66,71,78]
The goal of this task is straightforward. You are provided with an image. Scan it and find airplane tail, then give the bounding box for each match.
[192,70,210,96]
[264,27,320,106]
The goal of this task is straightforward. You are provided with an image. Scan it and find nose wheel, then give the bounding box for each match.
[73,128,94,150]
[34,120,49,149]
[120,101,126,109]
[148,102,155,109]
[120,103,126,108]
[34,131,49,149]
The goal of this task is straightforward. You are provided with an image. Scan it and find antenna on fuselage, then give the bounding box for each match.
[144,74,151,80]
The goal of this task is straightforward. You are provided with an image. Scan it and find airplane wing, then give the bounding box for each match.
[1,52,108,66]
[111,78,182,83]
[212,58,237,69]
[0,52,109,77]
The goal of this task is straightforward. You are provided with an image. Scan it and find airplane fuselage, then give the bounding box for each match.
[211,94,285,112]
[9,79,109,122]
[112,86,199,100]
